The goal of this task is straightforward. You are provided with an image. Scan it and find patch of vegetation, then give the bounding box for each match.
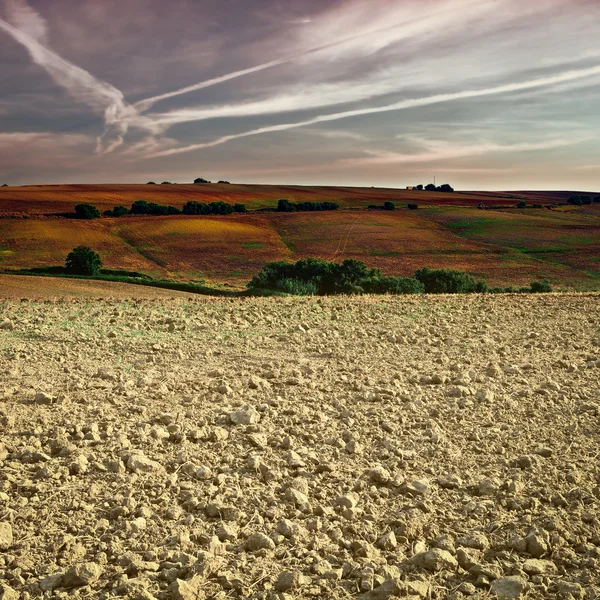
[248,258,424,296]
[74,203,101,219]
[131,200,181,215]
[23,266,152,279]
[368,202,396,211]
[407,203,419,210]
[276,199,339,212]
[490,280,553,293]
[103,205,130,217]
[182,201,240,215]
[65,246,102,276]
[425,183,454,192]
[568,195,592,206]
[414,267,487,294]
[243,242,266,249]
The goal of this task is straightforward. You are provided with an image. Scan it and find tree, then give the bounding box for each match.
[65,246,102,275]
[74,203,101,219]
[105,205,129,217]
[414,267,487,294]
[517,201,527,208]
[218,180,230,184]
[425,183,436,191]
[161,181,171,185]
[383,201,396,210]
[415,184,423,190]
[530,280,552,293]
[194,177,210,184]
[1,184,7,187]
[234,204,248,213]
[407,203,418,210]
[146,181,156,184]
[438,184,454,193]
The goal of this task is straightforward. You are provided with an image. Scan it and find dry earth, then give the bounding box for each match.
[0,275,199,300]
[0,293,599,600]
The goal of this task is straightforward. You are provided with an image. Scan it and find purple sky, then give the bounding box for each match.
[0,0,599,189]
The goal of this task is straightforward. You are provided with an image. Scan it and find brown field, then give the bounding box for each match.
[1,184,599,290]
[0,274,199,299]
[0,183,584,216]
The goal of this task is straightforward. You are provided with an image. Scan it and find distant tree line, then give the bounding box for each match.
[408,183,454,192]
[568,195,600,206]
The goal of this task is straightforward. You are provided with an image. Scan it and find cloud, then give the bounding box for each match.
[134,0,492,114]
[2,0,46,42]
[146,63,600,158]
[0,5,159,153]
[341,138,586,166]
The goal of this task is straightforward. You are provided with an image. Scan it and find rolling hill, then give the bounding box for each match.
[1,184,599,290]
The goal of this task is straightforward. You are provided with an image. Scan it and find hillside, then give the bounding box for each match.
[1,184,599,290]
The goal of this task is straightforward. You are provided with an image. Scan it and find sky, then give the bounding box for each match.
[0,0,599,190]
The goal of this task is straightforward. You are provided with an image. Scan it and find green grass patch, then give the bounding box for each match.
[243,242,266,249]
[370,251,400,257]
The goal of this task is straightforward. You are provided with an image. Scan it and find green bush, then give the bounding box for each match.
[568,195,591,206]
[182,201,235,215]
[516,201,527,208]
[529,280,552,293]
[248,258,423,296]
[276,200,339,212]
[104,205,129,217]
[65,246,102,275]
[274,278,318,295]
[74,203,101,219]
[407,203,418,210]
[414,267,488,294]
[361,276,424,294]
[130,200,181,215]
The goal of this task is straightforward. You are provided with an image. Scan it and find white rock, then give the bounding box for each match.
[411,548,458,572]
[490,576,526,599]
[126,453,165,474]
[229,405,260,425]
[245,532,275,551]
[0,522,13,550]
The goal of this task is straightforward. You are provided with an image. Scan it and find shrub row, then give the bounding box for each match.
[102,200,248,217]
[276,200,339,212]
[368,202,396,211]
[248,259,554,296]
[182,201,247,215]
[248,258,423,296]
[568,195,600,206]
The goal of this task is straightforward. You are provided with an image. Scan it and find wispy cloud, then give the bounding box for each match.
[3,0,46,41]
[0,4,160,153]
[147,64,600,158]
[342,138,587,166]
[1,0,599,189]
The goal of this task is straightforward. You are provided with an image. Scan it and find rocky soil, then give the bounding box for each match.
[0,293,599,600]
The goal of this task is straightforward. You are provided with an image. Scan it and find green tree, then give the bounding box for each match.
[65,246,102,275]
[74,203,101,219]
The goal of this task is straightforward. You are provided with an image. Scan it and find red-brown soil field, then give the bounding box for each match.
[1,184,599,290]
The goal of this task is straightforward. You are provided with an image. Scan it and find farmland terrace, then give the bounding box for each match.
[1,184,599,290]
